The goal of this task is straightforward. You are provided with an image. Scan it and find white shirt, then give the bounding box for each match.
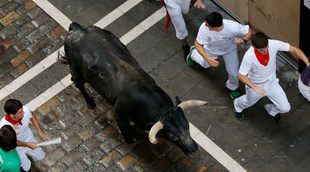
[0,106,35,142]
[239,39,290,83]
[196,19,249,56]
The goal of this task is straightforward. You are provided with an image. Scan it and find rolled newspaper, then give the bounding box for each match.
[36,137,62,147]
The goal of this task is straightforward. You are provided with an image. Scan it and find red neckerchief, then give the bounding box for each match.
[254,48,269,66]
[5,114,22,125]
[161,0,171,32]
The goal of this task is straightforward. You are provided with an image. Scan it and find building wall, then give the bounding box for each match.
[217,0,300,46]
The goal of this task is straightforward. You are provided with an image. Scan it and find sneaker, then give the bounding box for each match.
[230,90,241,99]
[186,46,196,67]
[234,111,245,120]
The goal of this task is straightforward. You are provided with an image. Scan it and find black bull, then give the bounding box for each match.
[62,22,207,155]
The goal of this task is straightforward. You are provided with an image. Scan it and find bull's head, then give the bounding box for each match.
[149,99,207,155]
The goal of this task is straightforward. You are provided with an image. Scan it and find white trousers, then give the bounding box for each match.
[190,48,240,90]
[298,76,310,102]
[17,146,45,171]
[164,0,191,40]
[234,78,291,116]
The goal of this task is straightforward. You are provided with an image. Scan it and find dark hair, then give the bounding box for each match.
[251,32,269,49]
[4,99,23,115]
[205,12,223,27]
[0,125,17,151]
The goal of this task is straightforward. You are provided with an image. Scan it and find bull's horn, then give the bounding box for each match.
[148,121,164,144]
[178,100,208,110]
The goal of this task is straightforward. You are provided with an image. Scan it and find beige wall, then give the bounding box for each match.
[217,0,300,46]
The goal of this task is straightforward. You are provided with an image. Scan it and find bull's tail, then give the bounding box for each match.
[57,51,69,65]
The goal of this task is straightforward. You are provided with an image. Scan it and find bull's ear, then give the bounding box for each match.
[175,96,181,105]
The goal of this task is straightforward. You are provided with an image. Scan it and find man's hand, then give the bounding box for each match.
[207,57,219,67]
[38,130,49,140]
[194,0,206,9]
[252,85,265,95]
[235,37,245,45]
[27,142,39,150]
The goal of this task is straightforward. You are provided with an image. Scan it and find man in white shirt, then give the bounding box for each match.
[0,99,49,171]
[162,0,206,60]
[233,32,310,121]
[186,12,253,99]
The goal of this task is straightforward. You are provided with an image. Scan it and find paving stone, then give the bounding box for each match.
[47,25,66,39]
[66,160,88,172]
[48,161,67,172]
[85,163,107,172]
[15,0,35,14]
[0,62,13,77]
[78,126,97,141]
[9,49,30,67]
[62,135,83,153]
[99,150,122,168]
[0,72,14,88]
[0,2,19,15]
[13,38,30,52]
[9,62,27,77]
[96,126,118,143]
[117,154,137,171]
[0,46,18,65]
[0,38,14,49]
[14,0,27,5]
[60,149,86,167]
[23,49,44,66]
[23,0,35,9]
[16,22,35,38]
[82,149,105,167]
[0,24,17,39]
[75,111,93,127]
[45,18,58,30]
[27,36,49,54]
[43,148,66,167]
[100,137,122,153]
[37,97,61,115]
[42,109,63,124]
[0,0,8,7]
[26,6,42,19]
[31,13,50,28]
[26,25,49,43]
[0,10,20,26]
[116,142,136,156]
[42,37,63,56]
[0,44,4,54]
[190,164,208,172]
